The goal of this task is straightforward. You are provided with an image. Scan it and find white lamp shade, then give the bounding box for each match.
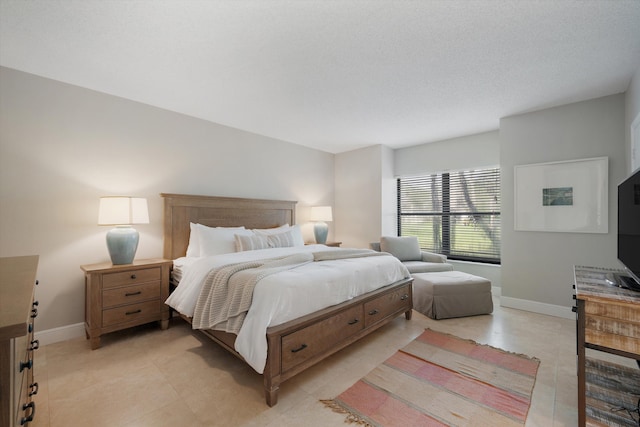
[98,197,149,225]
[310,206,333,222]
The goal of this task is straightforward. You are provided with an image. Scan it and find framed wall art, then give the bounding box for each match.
[514,157,608,233]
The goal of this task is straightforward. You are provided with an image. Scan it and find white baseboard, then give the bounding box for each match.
[35,322,85,346]
[500,296,575,320]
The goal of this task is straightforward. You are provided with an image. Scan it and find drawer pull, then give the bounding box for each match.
[571,306,578,313]
[29,382,39,396]
[125,291,142,296]
[32,300,39,307]
[291,344,308,353]
[20,358,33,372]
[20,401,36,425]
[30,308,38,318]
[125,309,142,316]
[348,318,359,325]
[368,309,379,316]
[130,274,137,279]
[35,280,39,286]
[29,340,39,351]
[400,294,409,301]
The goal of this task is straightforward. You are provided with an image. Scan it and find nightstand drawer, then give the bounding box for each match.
[102,281,161,308]
[103,267,161,289]
[102,300,161,327]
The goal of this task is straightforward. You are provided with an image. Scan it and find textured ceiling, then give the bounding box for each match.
[1,0,640,154]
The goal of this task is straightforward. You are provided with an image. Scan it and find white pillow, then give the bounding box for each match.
[198,225,253,256]
[186,222,200,257]
[288,225,305,246]
[235,234,270,252]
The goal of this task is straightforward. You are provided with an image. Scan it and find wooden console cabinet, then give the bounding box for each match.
[0,256,40,427]
[81,259,172,349]
[574,266,640,427]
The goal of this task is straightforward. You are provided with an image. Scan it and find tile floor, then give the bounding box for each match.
[27,298,634,426]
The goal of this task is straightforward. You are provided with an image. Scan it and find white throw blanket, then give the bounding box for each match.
[192,253,313,333]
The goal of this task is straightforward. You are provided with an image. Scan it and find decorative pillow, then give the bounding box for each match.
[186,222,200,257]
[380,236,422,261]
[234,234,269,252]
[254,224,304,247]
[252,224,290,235]
[266,229,298,248]
[198,225,253,256]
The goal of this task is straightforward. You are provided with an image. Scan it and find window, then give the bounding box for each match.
[397,168,501,263]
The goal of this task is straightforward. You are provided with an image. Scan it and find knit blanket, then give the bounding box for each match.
[192,249,386,334]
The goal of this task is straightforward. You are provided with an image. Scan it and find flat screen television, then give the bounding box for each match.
[616,168,640,290]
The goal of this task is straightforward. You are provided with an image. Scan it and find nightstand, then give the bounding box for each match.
[81,258,172,349]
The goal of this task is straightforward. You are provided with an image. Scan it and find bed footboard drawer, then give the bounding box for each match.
[281,305,364,372]
[364,283,412,327]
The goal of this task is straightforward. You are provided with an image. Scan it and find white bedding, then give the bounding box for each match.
[165,245,410,373]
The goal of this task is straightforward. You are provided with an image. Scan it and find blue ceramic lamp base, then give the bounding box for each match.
[106,226,139,265]
[314,222,329,245]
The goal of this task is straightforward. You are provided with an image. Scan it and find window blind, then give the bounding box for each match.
[397,168,501,263]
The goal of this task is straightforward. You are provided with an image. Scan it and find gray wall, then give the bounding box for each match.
[500,94,627,317]
[0,67,334,337]
[334,145,385,249]
[626,65,640,173]
[395,130,500,176]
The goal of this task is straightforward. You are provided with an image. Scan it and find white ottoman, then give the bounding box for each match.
[412,271,493,320]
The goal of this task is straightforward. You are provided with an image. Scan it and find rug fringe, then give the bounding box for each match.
[320,399,374,426]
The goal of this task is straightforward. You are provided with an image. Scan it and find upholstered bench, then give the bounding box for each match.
[412,271,493,320]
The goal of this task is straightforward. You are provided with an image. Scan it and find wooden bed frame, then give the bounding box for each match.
[161,193,413,406]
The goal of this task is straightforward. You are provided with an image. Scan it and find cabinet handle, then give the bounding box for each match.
[572,306,578,313]
[29,340,39,351]
[130,274,137,279]
[400,294,409,301]
[125,291,142,297]
[32,300,39,307]
[125,309,142,316]
[348,318,359,325]
[20,401,35,425]
[291,344,308,353]
[368,309,379,315]
[20,358,33,372]
[29,382,39,396]
[30,308,38,318]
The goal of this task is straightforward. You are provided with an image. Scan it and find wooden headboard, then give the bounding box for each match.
[161,193,297,260]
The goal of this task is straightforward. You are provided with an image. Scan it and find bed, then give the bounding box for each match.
[161,193,413,406]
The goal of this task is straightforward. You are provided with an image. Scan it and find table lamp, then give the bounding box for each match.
[98,196,149,264]
[310,206,333,244]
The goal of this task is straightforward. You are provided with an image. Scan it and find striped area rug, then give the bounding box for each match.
[322,329,540,426]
